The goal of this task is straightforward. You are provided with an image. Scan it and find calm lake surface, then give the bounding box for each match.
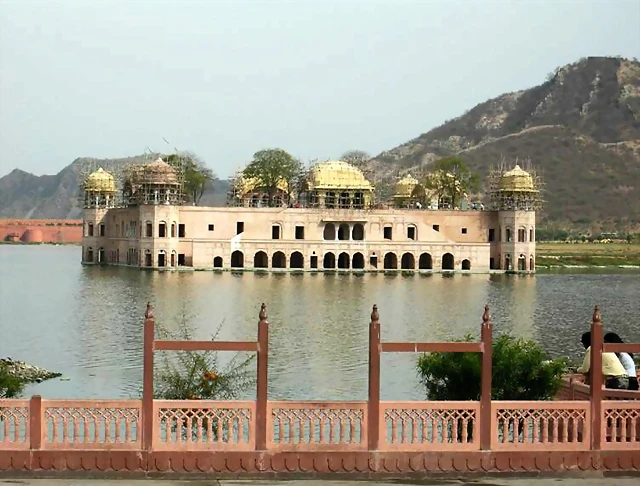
[1,245,639,401]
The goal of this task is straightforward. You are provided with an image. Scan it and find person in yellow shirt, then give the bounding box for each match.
[577,331,629,389]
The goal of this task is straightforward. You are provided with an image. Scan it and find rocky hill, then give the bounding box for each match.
[0,155,228,219]
[368,56,640,231]
[1,57,639,230]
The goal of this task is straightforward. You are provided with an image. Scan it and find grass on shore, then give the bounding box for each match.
[536,242,640,266]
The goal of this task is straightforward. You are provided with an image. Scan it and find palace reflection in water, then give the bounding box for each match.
[1,245,639,401]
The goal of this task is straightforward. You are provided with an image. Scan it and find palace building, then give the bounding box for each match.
[80,159,539,273]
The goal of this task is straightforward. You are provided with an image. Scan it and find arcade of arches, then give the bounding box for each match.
[219,250,478,271]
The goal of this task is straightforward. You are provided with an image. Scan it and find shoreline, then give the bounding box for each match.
[1,358,62,385]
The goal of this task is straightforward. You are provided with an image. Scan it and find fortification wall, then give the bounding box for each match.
[0,219,83,244]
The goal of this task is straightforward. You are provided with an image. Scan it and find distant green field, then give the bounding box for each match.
[536,242,640,266]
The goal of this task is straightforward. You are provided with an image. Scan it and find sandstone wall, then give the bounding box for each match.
[0,219,83,244]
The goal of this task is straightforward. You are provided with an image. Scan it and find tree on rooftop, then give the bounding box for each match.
[340,150,371,168]
[423,157,479,208]
[165,152,215,205]
[242,148,300,207]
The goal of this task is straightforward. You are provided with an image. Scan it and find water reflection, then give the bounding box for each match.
[1,245,639,401]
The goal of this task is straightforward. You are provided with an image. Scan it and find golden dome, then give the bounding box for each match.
[85,167,116,192]
[394,174,419,197]
[499,165,537,192]
[308,160,372,191]
[235,175,289,195]
[136,157,179,184]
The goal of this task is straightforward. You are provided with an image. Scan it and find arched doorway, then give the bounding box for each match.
[86,247,94,263]
[323,223,336,240]
[418,253,432,270]
[323,252,336,269]
[401,253,415,270]
[352,252,365,269]
[272,251,286,269]
[462,259,471,270]
[290,251,304,269]
[518,254,526,271]
[338,252,350,269]
[231,251,244,268]
[338,224,350,240]
[158,251,166,267]
[213,256,223,268]
[384,252,397,270]
[442,253,454,270]
[171,251,176,267]
[352,224,364,240]
[529,256,534,271]
[98,248,106,264]
[254,251,268,268]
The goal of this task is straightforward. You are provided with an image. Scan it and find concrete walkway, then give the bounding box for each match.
[3,479,639,485]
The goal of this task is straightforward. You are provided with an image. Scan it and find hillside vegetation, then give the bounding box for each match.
[367,56,640,232]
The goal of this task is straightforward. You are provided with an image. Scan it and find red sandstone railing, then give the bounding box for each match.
[1,304,638,456]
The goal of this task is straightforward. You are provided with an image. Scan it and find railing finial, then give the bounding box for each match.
[144,302,154,319]
[371,304,379,323]
[593,305,601,325]
[259,303,268,321]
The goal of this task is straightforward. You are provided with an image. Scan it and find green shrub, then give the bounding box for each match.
[0,363,24,399]
[417,334,567,401]
[153,314,255,400]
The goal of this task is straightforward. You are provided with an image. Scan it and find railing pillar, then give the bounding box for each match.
[255,303,269,451]
[590,306,603,450]
[142,302,155,452]
[29,395,42,450]
[479,305,493,450]
[368,304,381,450]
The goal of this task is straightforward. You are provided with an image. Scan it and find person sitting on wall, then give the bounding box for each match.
[604,332,638,391]
[577,331,629,390]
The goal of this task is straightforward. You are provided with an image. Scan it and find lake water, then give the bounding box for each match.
[1,245,639,402]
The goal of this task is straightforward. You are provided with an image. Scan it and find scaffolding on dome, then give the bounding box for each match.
[121,156,186,206]
[78,162,123,209]
[487,157,544,211]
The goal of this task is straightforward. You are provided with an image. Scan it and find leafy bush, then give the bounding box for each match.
[154,314,255,400]
[0,362,24,399]
[150,311,256,442]
[417,334,567,401]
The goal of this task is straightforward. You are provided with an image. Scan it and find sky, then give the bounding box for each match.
[0,0,639,179]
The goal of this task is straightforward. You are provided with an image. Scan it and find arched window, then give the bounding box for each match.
[213,256,223,268]
[338,224,350,241]
[517,228,526,242]
[338,252,350,269]
[323,252,336,269]
[352,252,365,269]
[231,251,244,268]
[401,253,415,270]
[383,253,397,270]
[461,259,471,270]
[290,251,304,269]
[442,253,454,270]
[505,228,512,242]
[323,223,336,240]
[171,222,176,238]
[418,253,432,270]
[352,224,365,241]
[529,228,534,242]
[254,251,268,268]
[272,251,286,269]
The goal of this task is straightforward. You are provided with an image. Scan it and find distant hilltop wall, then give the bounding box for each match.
[0,219,83,244]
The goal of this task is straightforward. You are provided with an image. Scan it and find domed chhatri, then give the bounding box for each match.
[394,174,419,197]
[307,160,373,209]
[308,160,373,191]
[499,165,537,192]
[136,157,179,185]
[233,174,291,207]
[85,168,117,193]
